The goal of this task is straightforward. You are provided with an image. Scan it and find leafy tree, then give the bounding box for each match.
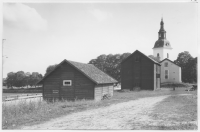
[174,51,193,69]
[174,51,197,83]
[183,57,197,83]
[6,72,16,88]
[29,72,43,87]
[45,64,58,76]
[15,71,26,87]
[89,53,131,82]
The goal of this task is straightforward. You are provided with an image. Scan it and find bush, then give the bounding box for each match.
[102,94,111,100]
[161,82,192,88]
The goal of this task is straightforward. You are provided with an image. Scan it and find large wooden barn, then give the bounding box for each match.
[37,59,118,101]
[121,50,161,90]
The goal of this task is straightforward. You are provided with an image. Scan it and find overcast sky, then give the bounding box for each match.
[2,1,198,78]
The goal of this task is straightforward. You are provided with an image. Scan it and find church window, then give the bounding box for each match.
[157,53,159,57]
[165,62,168,67]
[165,70,169,79]
[167,53,169,58]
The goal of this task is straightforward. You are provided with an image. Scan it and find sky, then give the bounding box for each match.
[2,1,198,78]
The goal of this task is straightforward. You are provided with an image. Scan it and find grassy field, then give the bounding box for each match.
[141,93,197,130]
[2,88,197,129]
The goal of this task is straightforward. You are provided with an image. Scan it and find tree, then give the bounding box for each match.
[174,51,193,69]
[45,64,58,76]
[29,72,43,87]
[184,57,197,83]
[174,51,197,83]
[89,53,131,82]
[25,72,31,88]
[6,72,16,88]
[15,71,26,87]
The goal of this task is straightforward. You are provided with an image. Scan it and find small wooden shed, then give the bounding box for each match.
[121,50,161,90]
[37,59,117,101]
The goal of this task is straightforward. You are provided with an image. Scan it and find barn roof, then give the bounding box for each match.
[37,59,118,84]
[121,50,161,66]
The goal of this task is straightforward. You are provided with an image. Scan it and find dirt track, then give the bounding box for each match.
[22,95,171,130]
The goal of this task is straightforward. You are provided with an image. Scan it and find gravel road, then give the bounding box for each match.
[21,95,170,130]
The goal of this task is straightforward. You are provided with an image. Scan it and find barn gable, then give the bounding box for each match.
[121,50,161,90]
[121,50,161,66]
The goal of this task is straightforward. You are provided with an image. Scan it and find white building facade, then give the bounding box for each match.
[153,18,182,83]
[160,59,182,83]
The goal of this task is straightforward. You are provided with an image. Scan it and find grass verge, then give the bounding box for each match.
[141,92,197,130]
[2,88,196,129]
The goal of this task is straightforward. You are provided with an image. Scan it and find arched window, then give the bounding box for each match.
[167,53,169,58]
[157,53,159,57]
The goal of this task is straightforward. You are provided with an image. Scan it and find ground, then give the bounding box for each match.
[3,88,197,130]
[20,93,197,130]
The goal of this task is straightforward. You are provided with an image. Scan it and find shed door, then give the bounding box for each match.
[60,72,74,100]
[133,60,140,89]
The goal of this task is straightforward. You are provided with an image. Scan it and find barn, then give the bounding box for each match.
[121,50,161,90]
[37,59,118,101]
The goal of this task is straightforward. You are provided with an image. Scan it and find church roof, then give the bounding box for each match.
[159,58,180,67]
[153,39,172,49]
[153,18,172,49]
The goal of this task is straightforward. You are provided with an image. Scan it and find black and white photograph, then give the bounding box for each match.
[2,0,198,130]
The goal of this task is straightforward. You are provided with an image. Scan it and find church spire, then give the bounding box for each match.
[158,18,166,39]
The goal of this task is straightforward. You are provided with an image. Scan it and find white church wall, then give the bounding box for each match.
[163,48,172,60]
[153,48,163,60]
[153,48,172,61]
[160,60,182,83]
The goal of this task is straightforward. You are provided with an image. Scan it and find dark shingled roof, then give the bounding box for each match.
[121,50,161,66]
[153,39,172,49]
[37,59,118,84]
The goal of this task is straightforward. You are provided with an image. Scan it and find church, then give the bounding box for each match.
[153,18,182,83]
[121,18,182,91]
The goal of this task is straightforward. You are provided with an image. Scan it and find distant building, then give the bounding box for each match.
[121,50,161,90]
[153,18,182,83]
[37,59,117,101]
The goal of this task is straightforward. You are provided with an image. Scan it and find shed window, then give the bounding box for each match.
[165,62,168,67]
[165,70,169,79]
[63,80,72,86]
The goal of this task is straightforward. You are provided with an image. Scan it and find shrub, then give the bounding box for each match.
[102,94,111,100]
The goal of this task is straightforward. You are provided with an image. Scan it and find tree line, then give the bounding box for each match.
[5,71,43,88]
[44,51,197,83]
[5,51,196,88]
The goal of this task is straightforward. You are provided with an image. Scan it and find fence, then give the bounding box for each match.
[2,93,43,102]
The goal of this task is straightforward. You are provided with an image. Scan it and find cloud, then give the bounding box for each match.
[3,3,47,31]
[90,8,112,22]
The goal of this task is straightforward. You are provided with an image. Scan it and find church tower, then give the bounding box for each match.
[153,18,172,61]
